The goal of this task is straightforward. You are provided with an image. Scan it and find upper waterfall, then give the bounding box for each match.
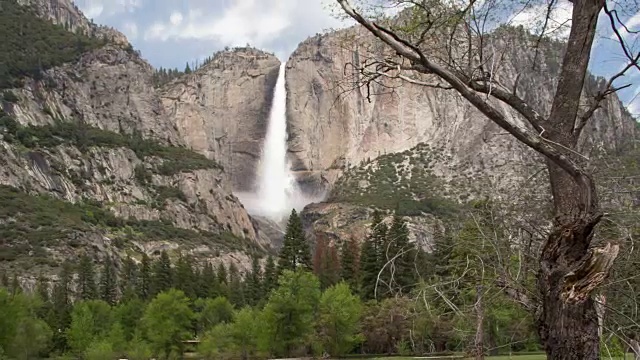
[235,62,320,223]
[256,63,293,218]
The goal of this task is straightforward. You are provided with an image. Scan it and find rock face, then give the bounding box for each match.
[13,45,182,145]
[17,0,130,46]
[160,48,281,192]
[287,25,637,249]
[285,26,637,195]
[0,0,276,274]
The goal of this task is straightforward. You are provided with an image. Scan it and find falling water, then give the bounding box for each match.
[256,63,294,218]
[236,62,317,222]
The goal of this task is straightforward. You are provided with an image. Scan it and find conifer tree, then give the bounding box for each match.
[278,209,312,273]
[119,256,138,301]
[386,214,415,295]
[100,257,118,305]
[263,255,277,295]
[245,255,263,306]
[217,263,230,298]
[360,210,387,300]
[175,253,195,298]
[139,253,152,300]
[151,250,173,296]
[185,62,192,74]
[340,237,360,291]
[199,262,220,299]
[51,261,73,352]
[78,254,97,300]
[228,263,245,307]
[313,234,340,290]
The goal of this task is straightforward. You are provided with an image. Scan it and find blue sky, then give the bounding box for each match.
[73,0,639,117]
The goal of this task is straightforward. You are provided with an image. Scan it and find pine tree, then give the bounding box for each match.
[51,261,73,352]
[185,62,192,74]
[151,250,173,296]
[217,263,230,298]
[386,214,415,295]
[278,209,312,273]
[245,255,263,306]
[313,235,340,290]
[360,210,387,300]
[100,257,118,305]
[120,256,138,301]
[339,236,360,291]
[198,262,220,299]
[175,253,195,298]
[139,253,152,300]
[228,263,245,307]
[263,255,277,295]
[78,254,97,300]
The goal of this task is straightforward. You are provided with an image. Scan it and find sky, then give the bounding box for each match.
[72,0,640,117]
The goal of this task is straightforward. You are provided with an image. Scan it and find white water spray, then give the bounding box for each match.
[256,63,294,217]
[236,62,319,222]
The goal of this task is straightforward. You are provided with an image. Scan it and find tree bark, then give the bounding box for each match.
[474,284,484,360]
[536,1,612,359]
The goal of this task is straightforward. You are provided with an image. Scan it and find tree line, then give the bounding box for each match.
[0,207,552,359]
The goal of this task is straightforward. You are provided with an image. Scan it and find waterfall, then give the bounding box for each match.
[256,63,294,219]
[236,62,316,223]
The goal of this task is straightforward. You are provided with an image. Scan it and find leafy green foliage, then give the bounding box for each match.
[317,282,363,356]
[262,270,321,357]
[142,289,194,358]
[0,0,104,89]
[0,289,52,359]
[194,297,234,335]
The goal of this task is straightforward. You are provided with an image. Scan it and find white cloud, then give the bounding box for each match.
[511,0,573,39]
[144,0,292,46]
[142,0,345,55]
[170,12,183,26]
[76,0,143,19]
[612,11,640,40]
[122,22,139,40]
[82,4,104,19]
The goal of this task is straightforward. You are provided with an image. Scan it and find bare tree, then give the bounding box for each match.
[334,0,639,358]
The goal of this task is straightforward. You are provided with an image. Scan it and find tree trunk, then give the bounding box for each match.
[474,284,484,360]
[631,339,640,360]
[537,214,619,360]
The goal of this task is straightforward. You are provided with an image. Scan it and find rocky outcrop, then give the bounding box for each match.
[285,26,637,195]
[17,0,130,46]
[12,45,181,145]
[160,48,281,191]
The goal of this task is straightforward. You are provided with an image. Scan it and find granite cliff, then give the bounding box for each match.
[285,26,636,195]
[285,25,637,246]
[160,48,280,192]
[0,0,278,276]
